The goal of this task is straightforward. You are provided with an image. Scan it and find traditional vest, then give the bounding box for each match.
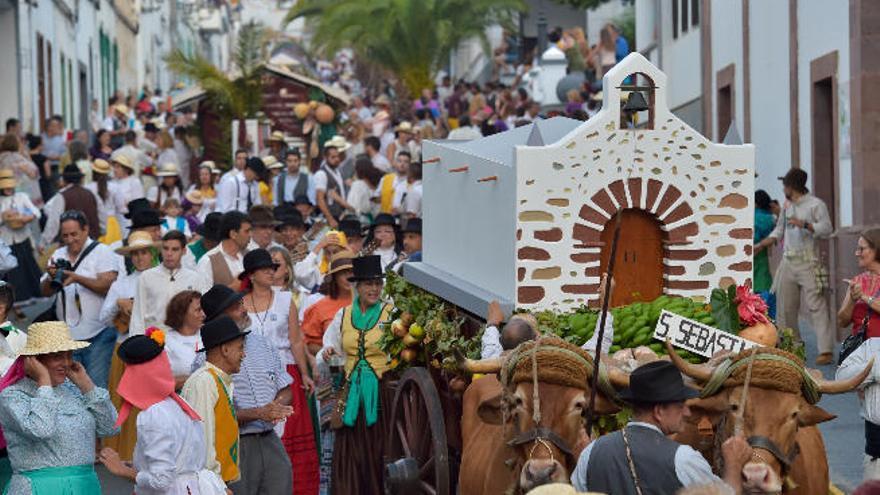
[276,171,309,205]
[208,368,240,482]
[379,174,396,214]
[340,304,393,379]
[61,185,100,240]
[320,165,344,219]
[585,424,683,495]
[209,251,235,287]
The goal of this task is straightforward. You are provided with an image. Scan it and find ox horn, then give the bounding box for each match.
[815,358,875,394]
[453,348,503,374]
[665,340,713,383]
[606,365,631,389]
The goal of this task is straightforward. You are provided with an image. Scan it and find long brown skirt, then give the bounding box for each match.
[101,345,139,460]
[330,376,395,495]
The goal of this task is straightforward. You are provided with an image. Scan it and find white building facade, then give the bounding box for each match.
[635,0,880,310]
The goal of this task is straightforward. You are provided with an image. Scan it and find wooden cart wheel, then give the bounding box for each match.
[385,367,450,495]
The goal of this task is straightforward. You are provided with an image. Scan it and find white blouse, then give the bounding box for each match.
[133,396,226,495]
[165,330,202,378]
[112,175,146,229]
[0,192,40,245]
[247,289,295,365]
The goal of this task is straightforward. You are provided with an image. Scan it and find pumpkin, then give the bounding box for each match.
[315,104,335,124]
[293,102,310,120]
[738,321,778,347]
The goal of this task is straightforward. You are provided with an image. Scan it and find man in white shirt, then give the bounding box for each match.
[129,230,209,335]
[364,136,391,173]
[197,211,251,289]
[314,146,347,228]
[41,164,109,248]
[216,157,264,213]
[40,210,118,388]
[220,149,248,185]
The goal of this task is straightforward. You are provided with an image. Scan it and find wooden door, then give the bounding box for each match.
[599,209,665,306]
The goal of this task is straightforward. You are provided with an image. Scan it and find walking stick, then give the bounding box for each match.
[585,208,623,435]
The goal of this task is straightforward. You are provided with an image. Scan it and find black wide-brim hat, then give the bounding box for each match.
[197,212,223,241]
[338,217,364,238]
[201,285,245,323]
[371,213,397,230]
[125,198,153,219]
[617,360,700,404]
[348,255,385,282]
[62,164,84,182]
[402,217,422,235]
[239,248,280,280]
[117,334,163,365]
[199,315,250,352]
[130,209,163,229]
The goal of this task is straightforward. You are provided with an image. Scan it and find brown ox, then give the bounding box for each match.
[457,344,627,495]
[667,344,871,494]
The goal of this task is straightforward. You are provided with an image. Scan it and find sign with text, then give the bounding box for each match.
[653,310,756,358]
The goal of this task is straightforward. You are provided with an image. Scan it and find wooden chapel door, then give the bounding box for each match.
[599,209,665,307]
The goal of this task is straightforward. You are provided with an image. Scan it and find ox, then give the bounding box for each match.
[457,339,629,495]
[667,343,871,494]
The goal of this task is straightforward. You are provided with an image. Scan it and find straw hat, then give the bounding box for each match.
[0,169,16,190]
[263,155,283,170]
[114,104,129,115]
[325,135,351,152]
[199,160,217,173]
[373,110,390,121]
[185,190,204,205]
[20,321,90,356]
[112,154,136,172]
[156,162,179,177]
[374,95,391,107]
[327,249,355,276]
[114,231,160,255]
[394,121,414,133]
[91,159,111,175]
[268,131,286,143]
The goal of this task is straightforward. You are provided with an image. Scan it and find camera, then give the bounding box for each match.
[49,259,73,292]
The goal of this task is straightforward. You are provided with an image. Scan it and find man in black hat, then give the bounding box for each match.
[193,285,296,495]
[572,361,752,494]
[40,164,107,246]
[181,315,250,488]
[273,207,306,254]
[755,167,835,364]
[184,211,223,269]
[292,194,318,227]
[247,205,281,251]
[217,157,265,213]
[107,201,163,274]
[401,217,422,262]
[338,216,364,254]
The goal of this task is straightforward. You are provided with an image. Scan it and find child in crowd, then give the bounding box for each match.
[160,198,191,238]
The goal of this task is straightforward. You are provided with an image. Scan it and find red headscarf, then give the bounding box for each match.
[0,357,25,449]
[115,350,200,427]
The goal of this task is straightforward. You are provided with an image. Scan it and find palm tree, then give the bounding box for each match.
[166,21,269,159]
[284,0,525,97]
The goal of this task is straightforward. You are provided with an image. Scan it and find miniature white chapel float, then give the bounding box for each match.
[406,53,756,317]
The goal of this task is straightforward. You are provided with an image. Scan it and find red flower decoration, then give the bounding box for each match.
[734,281,769,325]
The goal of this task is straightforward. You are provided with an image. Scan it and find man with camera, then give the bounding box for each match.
[40,210,118,388]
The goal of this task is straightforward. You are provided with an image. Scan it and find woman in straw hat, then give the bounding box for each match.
[99,230,160,462]
[0,321,118,494]
[87,159,122,245]
[148,162,184,210]
[98,330,227,495]
[0,168,41,301]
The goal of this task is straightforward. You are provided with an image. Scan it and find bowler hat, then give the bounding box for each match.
[778,168,809,192]
[199,315,249,352]
[197,212,223,241]
[402,218,422,235]
[348,255,385,282]
[130,209,162,229]
[248,205,278,227]
[117,333,163,365]
[201,285,245,322]
[125,198,152,219]
[62,164,84,183]
[371,213,397,230]
[292,195,312,207]
[275,210,305,231]
[239,249,279,280]
[617,360,700,404]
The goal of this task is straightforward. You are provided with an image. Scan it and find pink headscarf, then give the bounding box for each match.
[115,350,200,427]
[0,357,25,449]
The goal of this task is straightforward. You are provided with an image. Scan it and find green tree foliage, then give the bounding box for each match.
[285,0,525,96]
